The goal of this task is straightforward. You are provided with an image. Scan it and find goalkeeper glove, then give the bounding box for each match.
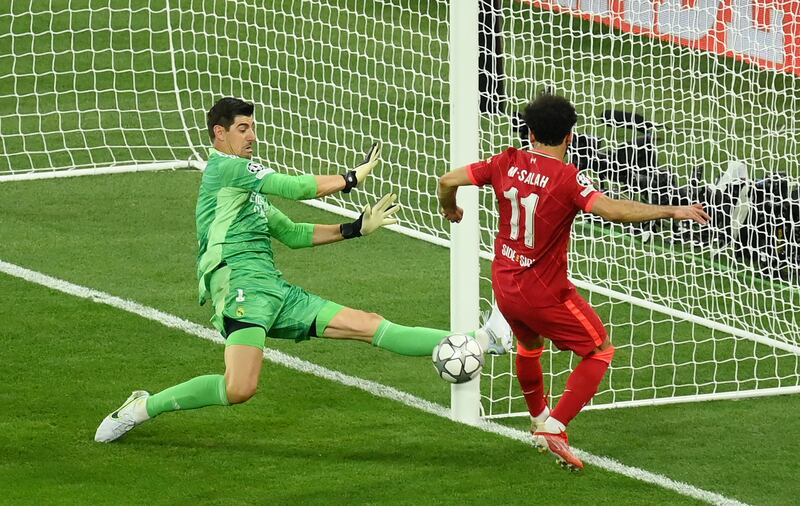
[340,193,399,239]
[342,142,381,193]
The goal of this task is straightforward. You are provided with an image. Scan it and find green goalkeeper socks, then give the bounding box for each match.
[145,374,229,418]
[372,320,474,356]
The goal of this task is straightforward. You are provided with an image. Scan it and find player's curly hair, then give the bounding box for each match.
[522,94,577,146]
[207,97,255,139]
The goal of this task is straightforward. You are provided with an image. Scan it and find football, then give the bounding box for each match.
[432,334,484,383]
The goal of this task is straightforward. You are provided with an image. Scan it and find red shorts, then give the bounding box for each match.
[495,291,608,357]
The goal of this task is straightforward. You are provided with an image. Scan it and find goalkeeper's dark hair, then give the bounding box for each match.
[207,97,255,139]
[522,94,577,146]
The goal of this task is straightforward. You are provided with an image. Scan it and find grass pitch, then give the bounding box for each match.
[2,1,800,504]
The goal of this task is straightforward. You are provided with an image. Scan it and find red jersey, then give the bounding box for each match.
[467,147,601,307]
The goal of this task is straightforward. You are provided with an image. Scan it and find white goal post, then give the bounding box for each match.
[2,0,799,421]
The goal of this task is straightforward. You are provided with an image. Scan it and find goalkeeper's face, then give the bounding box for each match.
[219,115,256,159]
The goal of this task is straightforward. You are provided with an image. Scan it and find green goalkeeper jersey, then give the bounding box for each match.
[195,148,318,305]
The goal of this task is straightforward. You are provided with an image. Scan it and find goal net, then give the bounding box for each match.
[479,0,800,416]
[2,0,799,415]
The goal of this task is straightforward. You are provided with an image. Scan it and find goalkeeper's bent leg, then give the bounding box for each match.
[145,327,266,418]
[146,374,229,418]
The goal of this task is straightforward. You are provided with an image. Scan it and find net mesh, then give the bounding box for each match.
[2,0,798,414]
[480,1,800,416]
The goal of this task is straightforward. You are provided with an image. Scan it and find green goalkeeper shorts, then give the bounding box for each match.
[208,264,330,342]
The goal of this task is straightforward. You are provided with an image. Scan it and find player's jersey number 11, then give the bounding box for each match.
[503,187,540,248]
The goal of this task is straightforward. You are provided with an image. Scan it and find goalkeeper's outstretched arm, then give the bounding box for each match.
[269,194,399,248]
[260,142,382,200]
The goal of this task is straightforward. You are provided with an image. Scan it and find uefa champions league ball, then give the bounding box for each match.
[432,334,484,384]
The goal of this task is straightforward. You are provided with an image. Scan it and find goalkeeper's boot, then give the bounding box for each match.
[533,426,584,472]
[94,390,150,443]
[477,303,513,355]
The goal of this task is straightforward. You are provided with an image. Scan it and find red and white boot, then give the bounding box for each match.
[532,417,584,471]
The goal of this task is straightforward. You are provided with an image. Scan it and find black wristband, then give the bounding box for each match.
[342,170,357,193]
[340,213,364,239]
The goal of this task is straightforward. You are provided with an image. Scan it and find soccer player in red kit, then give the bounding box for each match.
[438,94,709,471]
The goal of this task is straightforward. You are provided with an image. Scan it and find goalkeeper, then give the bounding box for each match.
[95,97,507,442]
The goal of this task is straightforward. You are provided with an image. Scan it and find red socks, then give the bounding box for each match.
[551,346,615,426]
[516,345,547,418]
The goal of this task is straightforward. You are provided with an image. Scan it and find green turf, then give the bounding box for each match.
[1,271,710,506]
[2,172,800,505]
[2,0,800,503]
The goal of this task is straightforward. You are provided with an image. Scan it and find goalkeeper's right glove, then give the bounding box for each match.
[340,193,399,239]
[342,142,381,193]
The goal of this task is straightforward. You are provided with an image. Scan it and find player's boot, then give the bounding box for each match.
[532,427,584,472]
[94,390,150,443]
[476,303,513,355]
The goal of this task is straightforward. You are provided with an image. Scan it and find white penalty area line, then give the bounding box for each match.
[0,259,748,506]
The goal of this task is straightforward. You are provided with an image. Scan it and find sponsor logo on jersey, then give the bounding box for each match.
[501,243,535,268]
[250,192,268,218]
[508,166,549,188]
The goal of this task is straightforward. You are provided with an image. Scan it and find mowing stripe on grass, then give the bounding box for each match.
[0,258,748,506]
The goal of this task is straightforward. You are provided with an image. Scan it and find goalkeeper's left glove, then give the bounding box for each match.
[342,142,381,193]
[340,193,399,239]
